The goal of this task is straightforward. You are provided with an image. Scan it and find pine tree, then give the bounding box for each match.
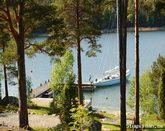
[53,0,102,104]
[0,0,65,128]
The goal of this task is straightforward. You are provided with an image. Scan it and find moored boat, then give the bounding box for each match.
[93,66,130,87]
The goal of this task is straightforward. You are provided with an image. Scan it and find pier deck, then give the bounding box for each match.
[32,82,94,98]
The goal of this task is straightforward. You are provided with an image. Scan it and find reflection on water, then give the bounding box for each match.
[84,82,131,111]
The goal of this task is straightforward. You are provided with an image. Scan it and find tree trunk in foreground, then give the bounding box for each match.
[3,46,9,104]
[118,0,128,130]
[17,1,29,128]
[1,1,29,127]
[76,0,83,105]
[134,0,140,126]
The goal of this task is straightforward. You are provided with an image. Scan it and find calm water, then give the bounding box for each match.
[1,31,165,111]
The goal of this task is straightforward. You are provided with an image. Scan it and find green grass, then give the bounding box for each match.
[102,123,120,130]
[102,112,115,118]
[141,114,165,126]
[28,106,51,115]
[99,112,165,131]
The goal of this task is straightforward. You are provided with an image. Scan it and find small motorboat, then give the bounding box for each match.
[93,66,130,87]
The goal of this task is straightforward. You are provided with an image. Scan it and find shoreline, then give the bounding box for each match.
[127,27,165,32]
[102,27,165,33]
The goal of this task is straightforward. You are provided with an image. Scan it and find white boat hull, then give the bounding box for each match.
[94,77,120,87]
[93,67,130,87]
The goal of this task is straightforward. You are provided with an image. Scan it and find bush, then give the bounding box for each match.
[0,96,18,106]
[27,100,38,109]
[49,100,60,114]
[5,104,18,112]
[89,120,102,131]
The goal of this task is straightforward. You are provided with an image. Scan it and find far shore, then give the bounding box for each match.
[128,27,165,32]
[102,27,165,33]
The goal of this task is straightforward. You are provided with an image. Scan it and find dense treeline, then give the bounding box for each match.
[33,0,165,34]
[102,0,165,30]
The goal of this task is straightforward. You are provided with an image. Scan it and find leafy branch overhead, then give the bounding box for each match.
[53,0,103,57]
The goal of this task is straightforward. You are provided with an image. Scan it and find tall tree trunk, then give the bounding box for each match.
[118,0,128,130]
[134,0,140,126]
[0,79,1,100]
[76,0,83,105]
[17,1,29,128]
[3,64,8,103]
[4,1,28,127]
[3,46,9,104]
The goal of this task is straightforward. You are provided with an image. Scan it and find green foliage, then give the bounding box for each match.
[23,1,67,57]
[28,106,51,115]
[0,96,18,106]
[49,50,77,124]
[26,76,32,101]
[127,55,165,116]
[127,72,157,114]
[70,104,93,131]
[53,0,102,57]
[103,0,165,28]
[0,40,17,65]
[127,77,135,109]
[158,69,165,120]
[49,50,74,91]
[27,101,38,109]
[5,104,18,112]
[140,71,157,114]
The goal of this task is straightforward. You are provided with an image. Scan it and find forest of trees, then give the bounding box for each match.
[102,0,165,30]
[32,0,165,33]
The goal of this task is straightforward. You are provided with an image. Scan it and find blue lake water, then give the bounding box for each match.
[1,31,165,111]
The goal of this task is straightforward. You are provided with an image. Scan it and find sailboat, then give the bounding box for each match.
[93,2,130,87]
[93,66,130,87]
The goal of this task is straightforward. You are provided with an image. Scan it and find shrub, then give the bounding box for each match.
[0,96,18,106]
[5,104,18,112]
[27,100,38,109]
[89,120,102,131]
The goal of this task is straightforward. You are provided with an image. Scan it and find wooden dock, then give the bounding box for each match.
[80,83,94,91]
[32,82,94,98]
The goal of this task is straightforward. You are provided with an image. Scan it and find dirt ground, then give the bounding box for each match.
[0,112,60,130]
